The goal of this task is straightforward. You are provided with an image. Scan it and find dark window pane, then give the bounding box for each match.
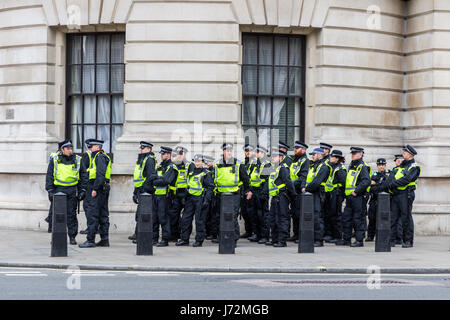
[70,97,82,124]
[82,35,95,64]
[243,35,257,64]
[242,97,256,125]
[111,34,125,63]
[112,125,123,152]
[98,96,110,123]
[84,96,96,124]
[274,67,288,95]
[96,65,110,93]
[289,37,302,66]
[242,66,257,94]
[273,98,286,126]
[69,36,81,64]
[96,35,110,63]
[82,65,95,93]
[287,98,300,126]
[257,97,271,125]
[71,125,82,153]
[112,96,124,123]
[259,36,273,65]
[274,37,288,65]
[258,66,272,95]
[287,127,300,148]
[289,67,302,96]
[97,125,110,153]
[111,65,124,93]
[273,126,286,146]
[69,66,81,94]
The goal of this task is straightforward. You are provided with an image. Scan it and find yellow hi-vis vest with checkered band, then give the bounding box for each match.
[289,157,307,182]
[393,163,421,191]
[268,164,287,196]
[320,160,333,188]
[345,163,363,196]
[175,161,191,189]
[324,163,344,192]
[133,154,157,188]
[214,162,241,193]
[89,152,111,180]
[187,171,206,196]
[305,162,323,187]
[250,160,270,188]
[154,163,177,195]
[53,155,81,186]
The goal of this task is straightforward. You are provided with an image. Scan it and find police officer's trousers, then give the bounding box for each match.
[367,197,377,239]
[207,194,220,238]
[153,195,171,242]
[323,190,341,239]
[288,196,299,238]
[240,194,252,235]
[168,190,187,240]
[268,192,290,244]
[86,184,110,242]
[390,191,415,243]
[180,195,206,242]
[312,192,325,242]
[249,189,269,240]
[47,187,79,238]
[343,195,366,242]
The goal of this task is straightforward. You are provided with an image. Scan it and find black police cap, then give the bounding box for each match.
[278,141,290,150]
[58,139,73,150]
[350,146,364,153]
[243,144,254,151]
[159,146,173,154]
[202,155,215,163]
[222,143,233,150]
[294,141,308,149]
[88,139,104,146]
[174,146,188,154]
[140,141,153,149]
[376,158,387,165]
[255,145,268,153]
[394,154,403,160]
[403,145,417,156]
[193,154,203,162]
[330,149,344,158]
[271,148,286,156]
[319,142,333,150]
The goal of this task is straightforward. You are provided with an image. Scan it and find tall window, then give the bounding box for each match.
[66,33,125,154]
[242,34,305,150]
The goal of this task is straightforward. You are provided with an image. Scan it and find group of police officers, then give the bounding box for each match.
[45,138,421,249]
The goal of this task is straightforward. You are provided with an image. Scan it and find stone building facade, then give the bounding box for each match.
[0,0,448,234]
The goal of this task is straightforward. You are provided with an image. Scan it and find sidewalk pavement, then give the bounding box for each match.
[0,229,449,274]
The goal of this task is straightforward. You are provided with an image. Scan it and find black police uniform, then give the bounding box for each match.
[288,153,310,240]
[45,152,87,241]
[131,151,157,239]
[367,169,389,240]
[305,158,331,245]
[84,149,111,245]
[178,165,214,245]
[387,158,420,246]
[168,159,192,241]
[266,161,297,246]
[323,160,347,241]
[203,163,218,239]
[342,158,371,245]
[240,155,256,238]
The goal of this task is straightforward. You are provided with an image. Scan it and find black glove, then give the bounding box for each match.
[133,194,139,204]
[48,190,55,202]
[77,190,86,201]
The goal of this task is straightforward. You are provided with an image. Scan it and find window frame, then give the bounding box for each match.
[241,33,306,148]
[65,32,126,158]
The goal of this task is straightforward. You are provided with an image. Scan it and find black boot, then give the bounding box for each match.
[314,241,324,247]
[128,233,136,241]
[335,239,351,246]
[157,240,169,247]
[240,232,251,239]
[258,238,268,244]
[323,235,333,242]
[248,234,259,242]
[193,241,203,247]
[206,235,213,240]
[286,235,298,242]
[79,241,96,248]
[176,239,189,246]
[365,236,374,242]
[350,240,364,247]
[69,237,77,245]
[211,237,219,243]
[95,239,110,247]
[273,242,287,247]
[402,241,413,248]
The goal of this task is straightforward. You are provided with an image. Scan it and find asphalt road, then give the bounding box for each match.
[0,267,449,300]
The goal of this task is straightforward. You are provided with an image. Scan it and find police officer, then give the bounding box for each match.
[287,141,310,242]
[365,158,388,241]
[322,150,347,243]
[385,145,420,248]
[391,154,404,244]
[214,143,252,246]
[266,148,296,247]
[79,139,112,248]
[303,148,331,247]
[240,144,256,239]
[44,148,61,233]
[129,141,157,243]
[319,142,333,161]
[79,139,95,235]
[340,147,371,247]
[176,154,214,247]
[45,140,87,245]
[278,141,293,166]
[168,146,192,242]
[151,146,178,247]
[247,145,272,243]
[202,155,218,241]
